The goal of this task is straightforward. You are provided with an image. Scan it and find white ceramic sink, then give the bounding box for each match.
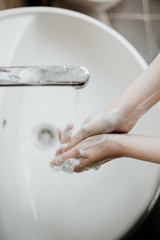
[0,7,159,240]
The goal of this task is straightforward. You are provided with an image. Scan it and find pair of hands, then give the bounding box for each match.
[50,105,135,173]
[50,54,160,172]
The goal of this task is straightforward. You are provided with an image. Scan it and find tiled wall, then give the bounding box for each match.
[108,0,160,63]
[51,0,160,64]
[0,0,25,9]
[53,0,160,64]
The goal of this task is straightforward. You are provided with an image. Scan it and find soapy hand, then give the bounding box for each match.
[50,124,160,173]
[67,104,136,150]
[50,53,160,172]
[50,133,121,173]
[61,54,160,151]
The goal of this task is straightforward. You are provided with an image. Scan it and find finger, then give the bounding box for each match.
[68,127,93,150]
[50,147,82,167]
[56,124,74,156]
[61,123,74,143]
[56,143,69,156]
[57,128,62,142]
[74,164,86,173]
[67,128,85,150]
[74,156,90,173]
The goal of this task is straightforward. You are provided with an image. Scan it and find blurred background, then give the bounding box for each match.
[0,0,160,239]
[1,0,160,64]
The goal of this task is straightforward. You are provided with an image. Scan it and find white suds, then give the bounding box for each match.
[82,134,107,148]
[82,112,104,129]
[94,134,107,145]
[79,149,85,157]
[53,158,81,174]
[56,143,68,153]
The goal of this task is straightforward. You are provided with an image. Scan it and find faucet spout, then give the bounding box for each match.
[0,66,89,89]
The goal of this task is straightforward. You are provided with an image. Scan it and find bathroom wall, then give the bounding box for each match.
[0,0,51,9]
[0,0,25,9]
[108,0,160,64]
[51,0,160,64]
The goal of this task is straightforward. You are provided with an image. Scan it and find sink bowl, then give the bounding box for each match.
[0,7,159,240]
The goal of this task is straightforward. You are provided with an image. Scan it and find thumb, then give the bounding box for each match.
[68,129,86,149]
[50,147,81,167]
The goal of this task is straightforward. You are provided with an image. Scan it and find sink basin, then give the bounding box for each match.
[0,7,159,240]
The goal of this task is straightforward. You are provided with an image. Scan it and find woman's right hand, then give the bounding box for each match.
[68,102,137,150]
[51,133,122,173]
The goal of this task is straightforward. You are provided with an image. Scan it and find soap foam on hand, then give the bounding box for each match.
[51,123,81,174]
[53,158,81,174]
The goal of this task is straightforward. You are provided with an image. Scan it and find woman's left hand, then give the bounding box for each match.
[50,133,122,173]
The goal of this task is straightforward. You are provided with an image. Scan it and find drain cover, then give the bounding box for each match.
[32,123,58,150]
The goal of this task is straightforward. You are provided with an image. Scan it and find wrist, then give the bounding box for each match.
[113,134,160,164]
[106,101,138,133]
[108,134,127,158]
[114,134,131,158]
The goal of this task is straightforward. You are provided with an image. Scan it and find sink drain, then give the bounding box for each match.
[32,123,58,150]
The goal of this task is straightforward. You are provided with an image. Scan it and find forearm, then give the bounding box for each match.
[68,54,160,148]
[115,134,160,164]
[112,54,160,129]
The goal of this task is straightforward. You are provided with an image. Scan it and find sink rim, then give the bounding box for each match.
[0,6,147,69]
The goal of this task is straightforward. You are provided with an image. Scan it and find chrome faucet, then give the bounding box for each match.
[0,66,89,89]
